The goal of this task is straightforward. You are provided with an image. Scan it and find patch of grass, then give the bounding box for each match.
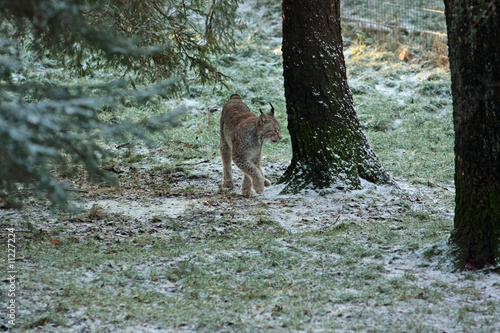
[347,53,454,184]
[26,314,67,330]
[10,2,500,332]
[16,199,497,332]
[87,203,107,220]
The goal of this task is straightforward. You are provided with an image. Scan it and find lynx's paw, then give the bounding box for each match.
[223,180,235,188]
[242,188,254,197]
[253,180,265,194]
[264,179,271,187]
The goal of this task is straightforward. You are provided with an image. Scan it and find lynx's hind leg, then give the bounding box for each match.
[220,138,234,188]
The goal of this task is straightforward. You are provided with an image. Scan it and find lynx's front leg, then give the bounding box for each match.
[252,155,271,187]
[241,173,253,197]
[262,169,272,187]
[220,138,234,188]
[234,156,265,196]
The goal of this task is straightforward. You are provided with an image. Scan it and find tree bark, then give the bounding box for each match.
[444,0,500,270]
[280,0,392,193]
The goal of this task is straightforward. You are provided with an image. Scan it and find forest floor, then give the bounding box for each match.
[2,0,499,332]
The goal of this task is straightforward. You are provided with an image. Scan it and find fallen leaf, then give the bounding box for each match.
[51,239,61,246]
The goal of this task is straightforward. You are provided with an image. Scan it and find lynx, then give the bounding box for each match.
[220,94,282,197]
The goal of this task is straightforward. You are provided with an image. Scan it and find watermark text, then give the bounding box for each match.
[5,228,17,327]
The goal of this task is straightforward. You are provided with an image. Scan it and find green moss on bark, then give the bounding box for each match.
[280,0,392,194]
[450,188,500,270]
[445,0,500,270]
[279,121,361,194]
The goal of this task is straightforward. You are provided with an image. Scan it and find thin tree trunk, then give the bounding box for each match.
[444,0,500,270]
[280,0,391,193]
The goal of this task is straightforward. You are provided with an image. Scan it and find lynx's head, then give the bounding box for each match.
[259,103,282,143]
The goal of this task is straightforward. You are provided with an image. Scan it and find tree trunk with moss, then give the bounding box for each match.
[444,0,500,270]
[279,0,391,193]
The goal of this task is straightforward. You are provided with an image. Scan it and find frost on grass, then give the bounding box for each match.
[2,1,498,331]
[5,149,498,331]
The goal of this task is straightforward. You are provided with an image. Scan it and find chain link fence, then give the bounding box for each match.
[341,0,447,50]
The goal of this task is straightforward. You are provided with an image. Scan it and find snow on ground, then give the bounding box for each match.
[2,1,498,330]
[59,154,498,332]
[83,197,189,221]
[74,150,498,306]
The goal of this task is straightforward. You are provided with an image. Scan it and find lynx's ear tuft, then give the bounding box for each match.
[269,102,275,116]
[259,109,267,123]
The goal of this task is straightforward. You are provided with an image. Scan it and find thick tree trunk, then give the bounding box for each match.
[444,0,500,270]
[280,0,391,193]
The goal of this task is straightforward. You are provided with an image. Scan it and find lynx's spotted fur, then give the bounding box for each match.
[220,94,282,197]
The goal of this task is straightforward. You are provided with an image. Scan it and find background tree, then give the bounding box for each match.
[279,0,392,193]
[1,0,238,84]
[0,0,238,208]
[444,0,500,270]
